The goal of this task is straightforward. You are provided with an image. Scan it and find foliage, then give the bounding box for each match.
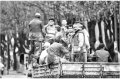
[0,1,119,33]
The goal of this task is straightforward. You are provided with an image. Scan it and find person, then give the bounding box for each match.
[61,20,68,38]
[71,21,90,62]
[55,25,63,42]
[43,18,56,43]
[28,13,44,63]
[40,37,69,66]
[93,43,110,62]
[0,56,4,78]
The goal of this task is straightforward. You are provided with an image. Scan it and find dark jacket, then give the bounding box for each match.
[29,18,42,33]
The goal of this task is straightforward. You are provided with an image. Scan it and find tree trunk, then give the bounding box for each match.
[7,35,10,70]
[118,2,120,52]
[13,38,17,70]
[114,5,118,50]
[16,53,21,72]
[43,12,47,25]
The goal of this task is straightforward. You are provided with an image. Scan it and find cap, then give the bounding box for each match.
[73,23,83,29]
[35,13,41,17]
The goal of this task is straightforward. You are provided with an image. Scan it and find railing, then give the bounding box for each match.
[32,62,120,78]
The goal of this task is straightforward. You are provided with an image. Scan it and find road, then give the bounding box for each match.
[1,70,32,79]
[2,75,28,78]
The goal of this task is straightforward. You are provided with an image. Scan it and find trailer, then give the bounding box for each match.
[28,26,120,78]
[32,62,120,78]
[29,30,120,78]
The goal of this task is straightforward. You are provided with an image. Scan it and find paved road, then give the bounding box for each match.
[2,75,28,78]
[2,74,33,79]
[1,70,32,79]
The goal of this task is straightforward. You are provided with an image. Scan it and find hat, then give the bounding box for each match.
[73,23,83,29]
[61,38,68,44]
[62,20,67,25]
[35,13,41,17]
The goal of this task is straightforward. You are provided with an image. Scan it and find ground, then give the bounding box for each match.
[1,69,32,79]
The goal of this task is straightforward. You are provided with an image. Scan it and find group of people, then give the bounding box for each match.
[28,13,116,67]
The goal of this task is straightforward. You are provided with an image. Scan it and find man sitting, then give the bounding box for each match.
[93,43,110,62]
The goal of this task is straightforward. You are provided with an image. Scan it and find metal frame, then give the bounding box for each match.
[32,62,120,78]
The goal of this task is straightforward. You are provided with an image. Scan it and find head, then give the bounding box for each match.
[62,20,67,26]
[35,13,41,19]
[48,18,55,26]
[55,25,61,32]
[54,37,60,43]
[73,21,83,31]
[48,38,54,44]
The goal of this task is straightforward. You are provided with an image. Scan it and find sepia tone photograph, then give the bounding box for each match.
[0,0,120,78]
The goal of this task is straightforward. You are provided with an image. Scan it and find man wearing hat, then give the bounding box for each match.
[71,21,90,62]
[28,13,44,62]
[43,37,69,66]
[29,13,44,41]
[61,20,68,38]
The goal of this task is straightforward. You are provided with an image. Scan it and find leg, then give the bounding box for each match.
[0,70,1,78]
[71,53,75,62]
[84,52,87,62]
[39,50,48,64]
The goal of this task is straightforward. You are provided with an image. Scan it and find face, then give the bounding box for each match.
[48,20,54,25]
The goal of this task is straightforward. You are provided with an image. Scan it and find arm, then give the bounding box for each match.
[42,25,48,35]
[78,33,84,48]
[28,20,33,32]
[61,45,70,58]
